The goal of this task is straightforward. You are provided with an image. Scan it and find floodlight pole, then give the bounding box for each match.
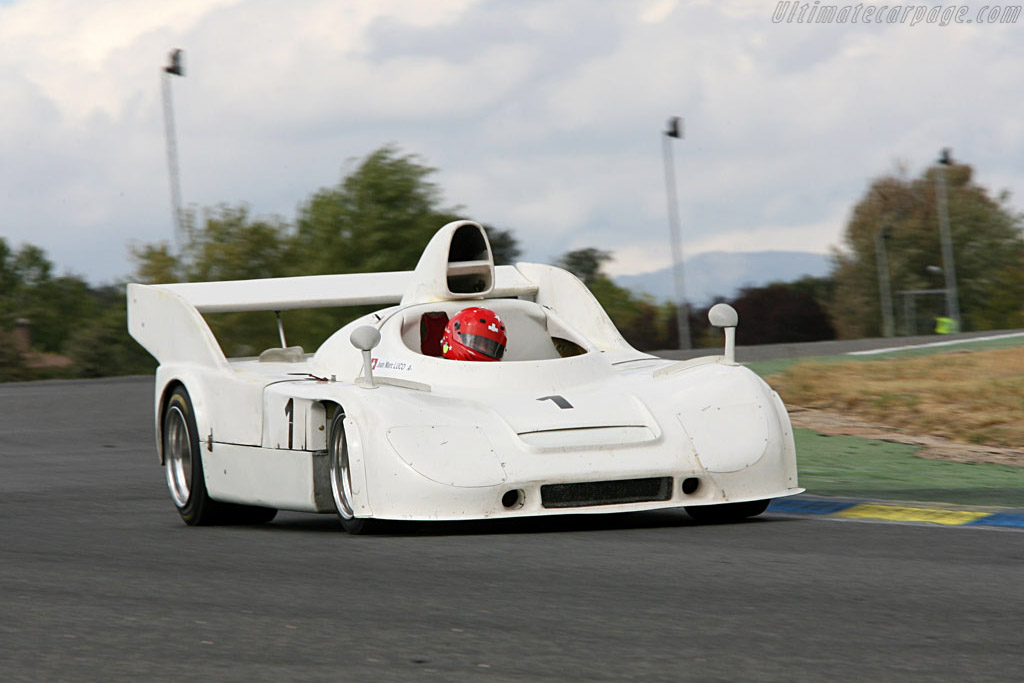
[934,148,961,331]
[161,49,186,251]
[662,116,691,350]
[875,226,895,337]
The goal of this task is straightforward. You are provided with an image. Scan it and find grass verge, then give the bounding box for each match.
[771,346,1024,447]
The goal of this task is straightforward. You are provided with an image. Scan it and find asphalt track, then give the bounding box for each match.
[3,374,1024,682]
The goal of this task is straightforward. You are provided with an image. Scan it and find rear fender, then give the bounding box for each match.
[154,364,265,464]
[154,366,212,466]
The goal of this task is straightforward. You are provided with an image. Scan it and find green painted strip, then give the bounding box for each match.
[792,429,1024,508]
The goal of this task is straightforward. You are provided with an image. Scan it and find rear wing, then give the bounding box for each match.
[127,266,540,367]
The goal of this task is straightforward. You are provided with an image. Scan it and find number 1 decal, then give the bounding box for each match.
[285,398,294,449]
[537,395,573,409]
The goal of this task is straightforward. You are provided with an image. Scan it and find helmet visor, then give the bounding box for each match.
[461,332,505,359]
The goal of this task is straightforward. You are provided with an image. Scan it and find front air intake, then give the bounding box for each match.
[540,477,673,509]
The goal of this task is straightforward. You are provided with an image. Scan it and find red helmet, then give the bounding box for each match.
[441,307,507,361]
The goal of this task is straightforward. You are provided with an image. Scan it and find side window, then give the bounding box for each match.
[552,337,586,358]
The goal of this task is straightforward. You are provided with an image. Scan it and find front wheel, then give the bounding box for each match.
[162,386,277,526]
[685,499,770,524]
[328,410,375,534]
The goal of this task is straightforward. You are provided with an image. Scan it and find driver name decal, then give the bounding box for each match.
[371,358,413,372]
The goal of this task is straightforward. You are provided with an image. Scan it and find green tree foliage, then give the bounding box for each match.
[0,327,29,381]
[557,248,613,286]
[0,240,29,379]
[130,146,519,357]
[21,274,100,353]
[729,278,836,345]
[3,146,530,378]
[292,146,459,276]
[481,224,521,266]
[0,238,150,380]
[187,205,295,355]
[64,287,155,378]
[275,146,463,349]
[558,248,683,351]
[131,242,181,284]
[559,244,839,350]
[0,240,95,355]
[832,162,1024,338]
[183,205,292,282]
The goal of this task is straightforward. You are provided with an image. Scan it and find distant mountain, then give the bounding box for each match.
[613,251,831,306]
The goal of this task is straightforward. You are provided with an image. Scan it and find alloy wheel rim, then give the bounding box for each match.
[165,405,192,507]
[330,420,356,519]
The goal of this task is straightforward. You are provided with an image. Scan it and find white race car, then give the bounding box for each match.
[128,220,801,532]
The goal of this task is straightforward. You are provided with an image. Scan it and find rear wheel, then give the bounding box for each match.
[162,386,277,526]
[685,499,770,524]
[328,410,375,534]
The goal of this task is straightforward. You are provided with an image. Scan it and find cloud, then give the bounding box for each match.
[0,0,1021,286]
[605,202,848,277]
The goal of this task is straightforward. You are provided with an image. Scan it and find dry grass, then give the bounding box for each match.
[769,346,1024,448]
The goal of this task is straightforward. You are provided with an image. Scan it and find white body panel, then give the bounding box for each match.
[204,444,320,512]
[129,220,801,523]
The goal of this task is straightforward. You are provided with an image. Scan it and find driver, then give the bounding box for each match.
[441,307,507,361]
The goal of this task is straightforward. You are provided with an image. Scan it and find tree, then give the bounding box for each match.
[64,287,155,377]
[285,146,469,348]
[130,146,521,355]
[0,240,98,356]
[183,205,292,282]
[133,147,468,286]
[831,161,1024,338]
[602,280,702,351]
[131,242,181,285]
[730,279,836,345]
[0,327,28,381]
[0,238,144,379]
[291,145,460,276]
[557,248,613,286]
[481,224,521,266]
[555,247,679,351]
[0,240,28,379]
[0,145,529,378]
[26,274,100,353]
[131,205,295,356]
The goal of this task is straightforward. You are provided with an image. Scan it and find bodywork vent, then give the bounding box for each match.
[540,477,673,509]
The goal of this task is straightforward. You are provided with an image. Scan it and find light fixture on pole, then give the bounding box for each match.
[934,148,961,332]
[161,49,186,251]
[662,116,691,350]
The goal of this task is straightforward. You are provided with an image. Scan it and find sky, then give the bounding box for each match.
[1,0,1022,285]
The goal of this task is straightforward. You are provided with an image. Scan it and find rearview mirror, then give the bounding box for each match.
[350,326,381,388]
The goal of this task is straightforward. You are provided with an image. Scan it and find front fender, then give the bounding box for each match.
[674,364,783,474]
[330,385,509,519]
[342,414,372,517]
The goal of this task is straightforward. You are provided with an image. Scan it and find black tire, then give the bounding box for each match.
[328,409,376,534]
[225,503,278,525]
[685,499,770,524]
[162,386,277,526]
